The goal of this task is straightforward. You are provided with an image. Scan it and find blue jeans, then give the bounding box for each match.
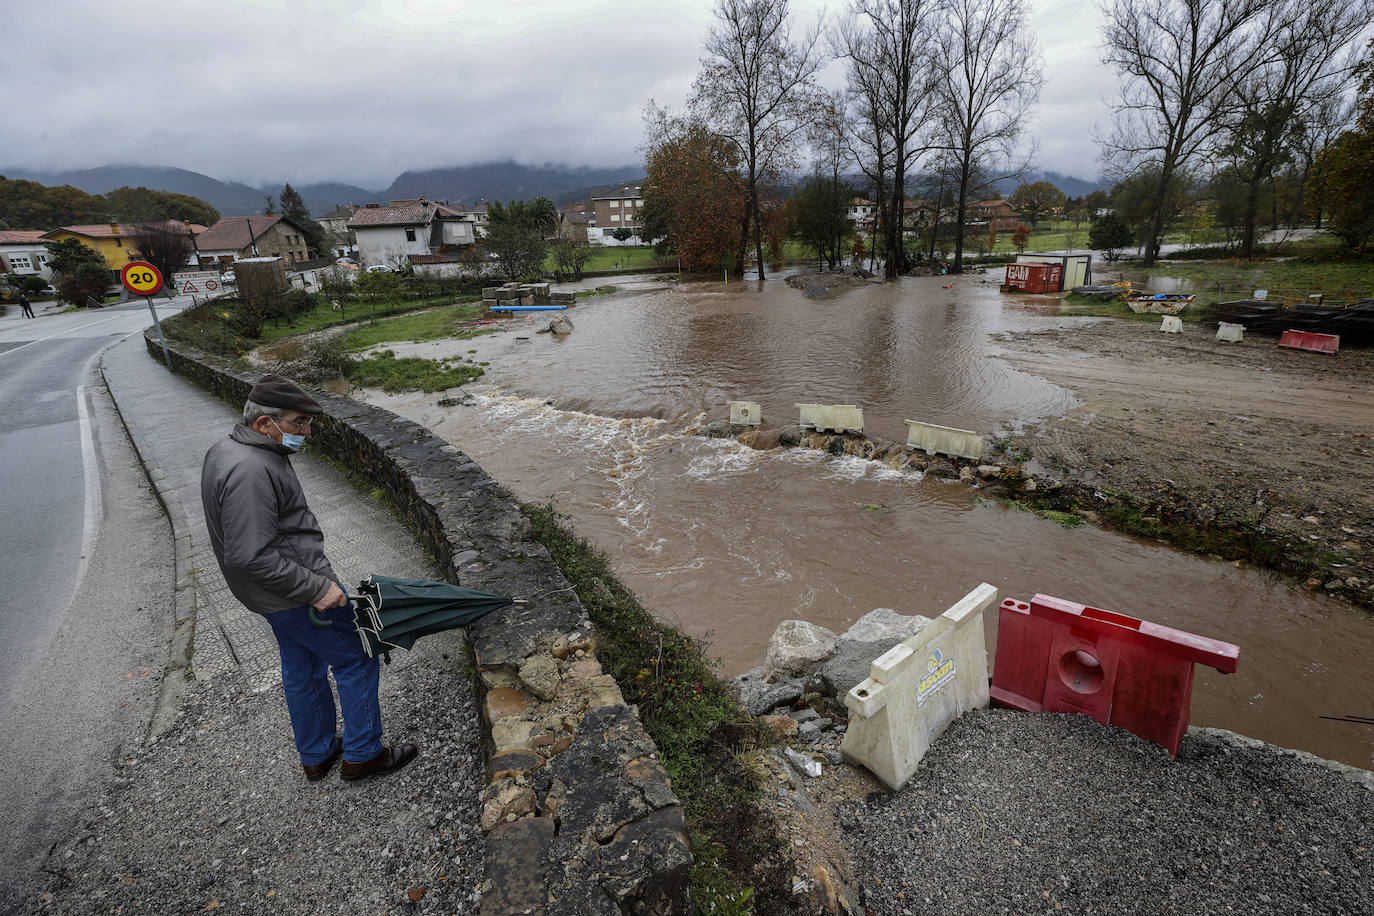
[265,592,383,766]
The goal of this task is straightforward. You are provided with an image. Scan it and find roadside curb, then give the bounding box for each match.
[99,358,196,739]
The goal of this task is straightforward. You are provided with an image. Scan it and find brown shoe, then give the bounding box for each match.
[340,744,419,781]
[302,739,344,781]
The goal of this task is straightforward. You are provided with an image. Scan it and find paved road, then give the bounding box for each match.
[0,298,186,701]
[0,297,189,908]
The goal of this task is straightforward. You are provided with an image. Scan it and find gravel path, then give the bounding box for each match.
[842,709,1374,916]
[32,632,484,915]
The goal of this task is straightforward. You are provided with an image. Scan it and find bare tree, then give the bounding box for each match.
[694,0,824,281]
[1290,94,1356,229]
[128,221,193,293]
[1100,0,1277,266]
[935,0,1041,274]
[833,18,894,273]
[1221,0,1371,256]
[835,0,942,278]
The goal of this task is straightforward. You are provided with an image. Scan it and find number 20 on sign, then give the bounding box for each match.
[121,260,164,296]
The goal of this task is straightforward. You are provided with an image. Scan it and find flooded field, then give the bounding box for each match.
[357,271,1374,768]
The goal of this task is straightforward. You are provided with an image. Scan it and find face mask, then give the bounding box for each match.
[270,418,306,453]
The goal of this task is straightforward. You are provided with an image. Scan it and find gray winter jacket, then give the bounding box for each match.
[200,424,337,614]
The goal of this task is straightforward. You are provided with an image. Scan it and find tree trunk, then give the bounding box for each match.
[1291,162,1310,228]
[952,159,971,274]
[749,171,764,281]
[1241,174,1262,260]
[1142,163,1176,267]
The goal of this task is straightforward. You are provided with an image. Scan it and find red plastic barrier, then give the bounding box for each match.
[1278,329,1339,354]
[991,594,1239,758]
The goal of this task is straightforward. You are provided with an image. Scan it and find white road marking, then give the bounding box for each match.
[0,312,132,359]
[75,385,104,588]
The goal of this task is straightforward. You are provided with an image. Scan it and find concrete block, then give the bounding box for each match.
[494,288,519,301]
[1217,322,1245,343]
[729,400,762,426]
[797,403,863,434]
[483,287,501,298]
[904,420,983,461]
[1161,316,1183,333]
[517,295,534,307]
[840,583,996,790]
[550,291,577,304]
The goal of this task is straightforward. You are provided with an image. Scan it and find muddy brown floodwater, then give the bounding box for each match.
[357,271,1374,769]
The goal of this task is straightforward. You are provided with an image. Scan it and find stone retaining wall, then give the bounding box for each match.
[145,330,691,914]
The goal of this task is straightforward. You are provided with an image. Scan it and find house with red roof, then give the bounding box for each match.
[193,216,310,270]
[0,230,54,280]
[347,199,475,269]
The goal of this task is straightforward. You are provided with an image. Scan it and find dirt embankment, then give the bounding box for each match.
[994,318,1374,608]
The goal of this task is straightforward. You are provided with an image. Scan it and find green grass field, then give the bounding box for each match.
[256,294,481,343]
[347,349,484,393]
[337,301,490,351]
[544,245,668,274]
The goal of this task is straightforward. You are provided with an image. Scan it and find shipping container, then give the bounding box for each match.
[1015,253,1092,290]
[1003,261,1063,293]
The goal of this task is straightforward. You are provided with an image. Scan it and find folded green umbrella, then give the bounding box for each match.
[310,574,516,659]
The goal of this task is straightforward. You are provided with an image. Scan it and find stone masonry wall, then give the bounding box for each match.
[145,329,692,914]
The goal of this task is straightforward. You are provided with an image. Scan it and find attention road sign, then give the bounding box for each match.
[172,270,223,295]
[121,261,164,296]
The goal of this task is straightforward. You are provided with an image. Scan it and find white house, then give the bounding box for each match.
[847,198,876,227]
[348,199,475,268]
[0,230,54,281]
[317,204,359,259]
[588,186,646,246]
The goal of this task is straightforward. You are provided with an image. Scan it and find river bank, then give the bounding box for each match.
[992,316,1374,610]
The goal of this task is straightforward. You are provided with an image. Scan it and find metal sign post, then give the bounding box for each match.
[121,261,172,369]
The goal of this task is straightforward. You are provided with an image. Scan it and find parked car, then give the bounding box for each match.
[335,257,360,270]
[221,271,236,285]
[365,265,395,273]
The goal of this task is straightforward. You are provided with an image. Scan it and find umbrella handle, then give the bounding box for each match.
[308,607,334,628]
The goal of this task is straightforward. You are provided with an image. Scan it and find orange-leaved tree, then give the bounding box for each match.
[642,106,751,274]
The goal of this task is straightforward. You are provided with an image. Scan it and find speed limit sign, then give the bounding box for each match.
[121,261,165,296]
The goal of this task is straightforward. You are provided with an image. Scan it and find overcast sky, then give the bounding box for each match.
[4,0,1114,190]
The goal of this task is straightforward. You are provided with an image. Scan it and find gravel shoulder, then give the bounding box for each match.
[837,709,1374,916]
[32,632,484,915]
[993,317,1374,605]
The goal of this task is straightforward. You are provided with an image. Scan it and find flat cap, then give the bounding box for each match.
[248,374,323,414]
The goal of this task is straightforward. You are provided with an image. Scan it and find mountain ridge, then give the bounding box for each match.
[0,161,646,219]
[2,161,1104,221]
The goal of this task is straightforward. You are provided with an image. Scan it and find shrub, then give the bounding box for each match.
[163,310,255,356]
[282,288,316,317]
[355,270,402,303]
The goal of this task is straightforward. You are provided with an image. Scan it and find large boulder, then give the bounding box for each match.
[732,666,805,716]
[548,315,575,335]
[804,282,831,300]
[820,608,934,697]
[762,620,838,681]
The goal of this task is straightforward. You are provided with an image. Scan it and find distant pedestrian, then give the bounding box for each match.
[200,374,418,782]
[18,293,34,319]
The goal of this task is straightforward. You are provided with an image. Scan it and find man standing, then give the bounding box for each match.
[18,292,35,319]
[200,374,417,781]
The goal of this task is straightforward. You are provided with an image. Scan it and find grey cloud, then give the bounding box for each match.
[6,0,1111,188]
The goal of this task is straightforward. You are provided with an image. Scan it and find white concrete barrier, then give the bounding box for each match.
[1217,322,1245,343]
[840,583,997,790]
[904,420,983,461]
[796,403,864,434]
[729,400,762,427]
[1161,316,1183,333]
